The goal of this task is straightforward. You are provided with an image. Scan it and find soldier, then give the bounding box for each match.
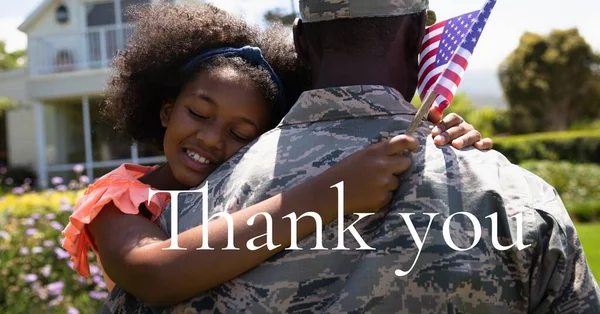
[102,0,600,313]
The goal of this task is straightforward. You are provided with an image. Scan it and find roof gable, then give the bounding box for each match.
[18,0,57,33]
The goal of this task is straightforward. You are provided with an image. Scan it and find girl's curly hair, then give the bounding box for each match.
[102,3,309,150]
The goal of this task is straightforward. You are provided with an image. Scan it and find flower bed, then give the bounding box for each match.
[0,165,106,313]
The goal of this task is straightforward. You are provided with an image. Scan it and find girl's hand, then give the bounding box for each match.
[428,112,494,150]
[314,135,419,216]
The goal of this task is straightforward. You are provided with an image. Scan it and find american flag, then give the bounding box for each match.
[417,0,497,116]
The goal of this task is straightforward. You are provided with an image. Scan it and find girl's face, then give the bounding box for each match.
[160,66,271,188]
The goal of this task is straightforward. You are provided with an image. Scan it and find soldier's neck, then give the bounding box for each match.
[311,53,410,101]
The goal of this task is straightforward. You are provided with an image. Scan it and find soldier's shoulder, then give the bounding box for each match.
[433,141,570,226]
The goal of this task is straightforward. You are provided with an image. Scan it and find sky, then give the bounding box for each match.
[1,0,599,99]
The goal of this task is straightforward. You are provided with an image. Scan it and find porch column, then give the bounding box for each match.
[34,102,48,189]
[131,142,139,164]
[82,96,94,181]
[114,0,124,50]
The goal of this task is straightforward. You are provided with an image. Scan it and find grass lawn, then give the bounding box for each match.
[575,222,600,280]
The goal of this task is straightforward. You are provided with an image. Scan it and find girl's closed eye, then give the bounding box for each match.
[186,106,209,120]
[231,123,258,143]
[230,130,252,142]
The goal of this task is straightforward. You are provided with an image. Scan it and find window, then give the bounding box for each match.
[86,2,115,27]
[86,0,150,27]
[44,101,85,165]
[90,99,132,161]
[122,0,150,23]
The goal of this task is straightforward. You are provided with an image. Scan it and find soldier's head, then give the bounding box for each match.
[293,0,435,101]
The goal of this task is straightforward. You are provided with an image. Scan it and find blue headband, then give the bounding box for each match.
[180,46,286,105]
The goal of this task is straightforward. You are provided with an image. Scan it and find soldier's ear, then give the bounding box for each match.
[293,18,311,67]
[416,10,428,54]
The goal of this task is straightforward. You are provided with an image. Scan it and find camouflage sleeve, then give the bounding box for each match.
[530,194,600,313]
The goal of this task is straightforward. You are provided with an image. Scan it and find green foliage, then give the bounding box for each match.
[0,41,26,71]
[573,223,600,280]
[412,93,510,138]
[263,8,297,26]
[493,130,600,164]
[498,29,600,133]
[570,119,600,131]
[0,165,37,195]
[519,161,600,222]
[0,191,105,313]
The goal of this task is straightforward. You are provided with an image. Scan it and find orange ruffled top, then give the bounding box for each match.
[62,163,171,278]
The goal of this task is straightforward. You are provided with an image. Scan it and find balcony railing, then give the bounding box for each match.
[28,24,135,75]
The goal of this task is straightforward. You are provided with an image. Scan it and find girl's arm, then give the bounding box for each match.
[89,135,419,307]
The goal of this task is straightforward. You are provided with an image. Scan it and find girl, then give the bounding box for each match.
[62,3,492,306]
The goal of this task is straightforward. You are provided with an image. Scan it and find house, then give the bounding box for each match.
[0,0,202,188]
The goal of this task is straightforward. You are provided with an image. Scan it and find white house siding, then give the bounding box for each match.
[6,107,37,168]
[0,69,28,103]
[26,0,83,38]
[27,69,109,100]
[0,69,36,168]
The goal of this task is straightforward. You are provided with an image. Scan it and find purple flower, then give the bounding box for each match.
[47,281,64,296]
[89,291,108,300]
[60,203,73,211]
[11,187,25,195]
[67,260,74,269]
[5,178,13,185]
[77,277,86,284]
[0,167,6,174]
[20,247,29,255]
[96,280,107,289]
[23,218,35,226]
[26,228,38,236]
[43,240,54,247]
[56,185,68,191]
[35,283,48,300]
[92,275,104,284]
[0,230,9,240]
[45,213,56,220]
[24,178,32,184]
[51,177,63,185]
[90,265,101,276]
[41,265,52,277]
[79,175,90,185]
[93,275,107,289]
[32,246,43,254]
[73,164,84,174]
[48,295,64,307]
[31,213,41,220]
[24,274,38,283]
[67,306,80,314]
[50,221,64,230]
[54,248,70,259]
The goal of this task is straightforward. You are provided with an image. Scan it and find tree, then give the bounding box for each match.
[0,40,26,71]
[263,8,296,26]
[412,93,508,138]
[498,28,600,134]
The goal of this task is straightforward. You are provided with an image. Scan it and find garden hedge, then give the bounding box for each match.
[493,130,600,164]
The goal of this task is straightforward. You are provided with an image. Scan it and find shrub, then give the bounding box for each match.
[0,165,37,196]
[0,190,107,313]
[520,161,600,222]
[494,130,600,164]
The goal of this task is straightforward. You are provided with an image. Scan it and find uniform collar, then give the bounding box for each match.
[279,85,418,126]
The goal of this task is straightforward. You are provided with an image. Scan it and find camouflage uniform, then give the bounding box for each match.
[100,85,600,314]
[99,1,600,313]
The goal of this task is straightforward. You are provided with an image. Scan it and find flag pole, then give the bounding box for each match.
[405,91,438,136]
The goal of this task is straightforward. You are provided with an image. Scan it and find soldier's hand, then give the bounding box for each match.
[315,135,419,215]
[429,112,494,150]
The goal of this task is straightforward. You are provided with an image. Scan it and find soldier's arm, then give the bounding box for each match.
[529,195,600,314]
